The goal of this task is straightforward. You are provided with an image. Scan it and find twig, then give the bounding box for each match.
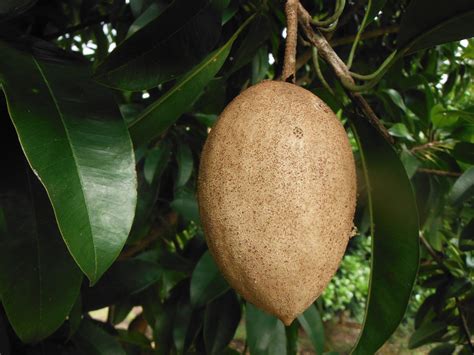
[456,297,474,352]
[331,25,399,46]
[282,0,299,82]
[410,141,443,153]
[297,2,394,144]
[417,168,462,177]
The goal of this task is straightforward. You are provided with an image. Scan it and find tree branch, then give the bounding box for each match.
[297,3,394,144]
[456,297,474,352]
[282,0,299,82]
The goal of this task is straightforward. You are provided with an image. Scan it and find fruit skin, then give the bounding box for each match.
[198,80,356,325]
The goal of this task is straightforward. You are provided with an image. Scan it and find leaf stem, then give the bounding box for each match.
[347,0,371,69]
[312,47,334,94]
[312,0,346,27]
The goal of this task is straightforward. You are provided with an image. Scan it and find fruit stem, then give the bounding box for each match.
[282,0,299,83]
[297,1,394,144]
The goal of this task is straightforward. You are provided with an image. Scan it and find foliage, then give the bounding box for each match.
[0,0,473,354]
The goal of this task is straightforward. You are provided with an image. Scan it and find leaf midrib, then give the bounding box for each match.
[33,57,97,280]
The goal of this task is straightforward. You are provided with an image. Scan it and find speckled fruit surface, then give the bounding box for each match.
[197,80,356,325]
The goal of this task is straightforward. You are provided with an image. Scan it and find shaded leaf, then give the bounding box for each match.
[143,141,171,185]
[408,321,447,349]
[449,167,474,205]
[389,123,415,141]
[128,14,255,147]
[0,120,82,343]
[246,303,287,355]
[429,343,456,355]
[297,305,324,354]
[0,0,37,20]
[0,40,137,284]
[460,218,474,251]
[351,117,420,355]
[190,251,229,307]
[176,143,194,187]
[453,142,474,164]
[95,0,222,90]
[73,320,126,355]
[127,1,168,38]
[397,0,474,53]
[204,291,241,355]
[82,258,162,310]
[171,188,201,223]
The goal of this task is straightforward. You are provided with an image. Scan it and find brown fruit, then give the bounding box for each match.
[197,80,356,325]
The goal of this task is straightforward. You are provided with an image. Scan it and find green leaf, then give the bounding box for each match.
[127,1,168,38]
[172,292,202,355]
[460,219,474,251]
[73,320,126,355]
[0,40,137,284]
[285,321,299,355]
[431,104,459,128]
[82,258,162,310]
[246,303,287,355]
[397,0,474,53]
[0,123,83,343]
[128,14,255,147]
[449,167,474,205]
[171,187,201,223]
[297,305,324,354]
[176,143,194,188]
[0,0,37,20]
[383,89,408,112]
[204,291,241,355]
[190,251,229,307]
[67,296,82,340]
[429,343,456,355]
[453,142,474,164]
[408,321,447,349]
[94,0,222,90]
[389,123,415,142]
[351,117,420,355]
[143,141,171,185]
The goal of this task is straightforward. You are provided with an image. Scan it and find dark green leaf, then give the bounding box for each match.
[429,343,456,355]
[127,14,255,147]
[83,258,162,310]
[171,188,201,223]
[190,251,229,307]
[176,143,194,188]
[449,167,474,205]
[389,123,415,142]
[453,142,474,164]
[127,1,168,38]
[68,296,82,339]
[73,320,126,355]
[408,321,447,349]
[204,291,241,355]
[0,40,137,284]
[397,0,474,53]
[0,126,82,343]
[351,117,420,355]
[0,0,37,20]
[460,219,474,251]
[173,293,202,354]
[143,141,171,185]
[246,303,287,355]
[111,300,134,325]
[285,321,298,355]
[0,312,10,355]
[94,0,222,90]
[297,305,324,354]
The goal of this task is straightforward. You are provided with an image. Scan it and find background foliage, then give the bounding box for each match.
[0,0,473,354]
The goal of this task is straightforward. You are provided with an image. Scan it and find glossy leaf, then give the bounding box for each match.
[128,14,255,147]
[0,40,137,284]
[204,291,241,355]
[246,303,287,355]
[127,1,168,38]
[0,138,82,343]
[73,320,126,355]
[397,0,474,53]
[297,305,324,354]
[82,258,162,310]
[176,143,194,188]
[190,251,229,307]
[351,117,420,355]
[94,0,221,90]
[408,321,447,349]
[449,167,474,205]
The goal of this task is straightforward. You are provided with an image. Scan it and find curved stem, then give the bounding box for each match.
[347,0,372,69]
[312,47,334,94]
[349,50,398,80]
[318,18,339,32]
[312,0,346,27]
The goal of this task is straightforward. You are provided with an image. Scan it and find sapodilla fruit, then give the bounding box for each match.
[197,80,356,325]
